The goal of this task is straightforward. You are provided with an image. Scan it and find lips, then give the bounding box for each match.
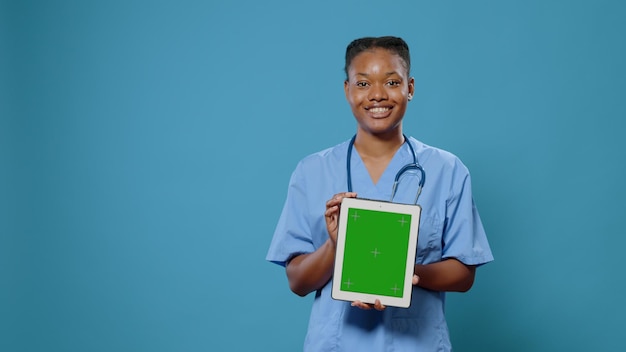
[368,107,390,113]
[366,106,393,118]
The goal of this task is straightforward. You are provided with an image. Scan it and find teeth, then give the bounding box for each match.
[369,107,389,113]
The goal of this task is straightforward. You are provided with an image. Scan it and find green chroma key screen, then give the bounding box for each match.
[340,207,411,297]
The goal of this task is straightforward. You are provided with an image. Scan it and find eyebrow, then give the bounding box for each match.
[355,71,400,78]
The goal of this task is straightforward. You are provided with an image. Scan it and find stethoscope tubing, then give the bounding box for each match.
[346,134,425,204]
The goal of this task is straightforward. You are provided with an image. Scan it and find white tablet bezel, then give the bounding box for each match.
[331,197,421,308]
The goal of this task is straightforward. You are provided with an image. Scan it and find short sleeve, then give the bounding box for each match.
[266,163,316,267]
[441,161,494,266]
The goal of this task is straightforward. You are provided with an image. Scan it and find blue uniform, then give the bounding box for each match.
[266,136,493,351]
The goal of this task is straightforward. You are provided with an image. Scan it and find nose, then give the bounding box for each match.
[368,83,387,101]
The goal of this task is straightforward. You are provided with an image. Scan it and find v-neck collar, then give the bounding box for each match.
[349,141,413,200]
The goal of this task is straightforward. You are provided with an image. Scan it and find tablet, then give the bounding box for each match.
[331,197,421,308]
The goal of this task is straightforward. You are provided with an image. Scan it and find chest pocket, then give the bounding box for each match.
[415,212,444,264]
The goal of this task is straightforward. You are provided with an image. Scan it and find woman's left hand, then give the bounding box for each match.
[351,299,386,311]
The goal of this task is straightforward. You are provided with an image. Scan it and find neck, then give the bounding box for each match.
[353,130,405,159]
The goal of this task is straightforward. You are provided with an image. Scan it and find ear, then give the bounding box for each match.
[344,80,350,99]
[407,77,415,101]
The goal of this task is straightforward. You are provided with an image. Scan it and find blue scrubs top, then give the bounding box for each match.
[266,137,493,352]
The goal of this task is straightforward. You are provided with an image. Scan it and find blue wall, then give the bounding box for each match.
[2,1,625,351]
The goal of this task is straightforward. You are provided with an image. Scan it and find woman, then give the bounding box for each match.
[266,36,493,351]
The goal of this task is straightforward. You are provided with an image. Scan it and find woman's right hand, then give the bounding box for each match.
[324,192,357,246]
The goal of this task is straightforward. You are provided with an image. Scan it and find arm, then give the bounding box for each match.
[285,192,357,297]
[414,258,476,292]
[286,240,335,297]
[353,261,473,311]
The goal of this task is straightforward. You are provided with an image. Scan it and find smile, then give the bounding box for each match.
[368,107,391,113]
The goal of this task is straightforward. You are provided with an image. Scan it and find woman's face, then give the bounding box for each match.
[344,48,414,138]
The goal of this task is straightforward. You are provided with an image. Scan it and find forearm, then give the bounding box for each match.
[414,258,476,292]
[286,239,336,296]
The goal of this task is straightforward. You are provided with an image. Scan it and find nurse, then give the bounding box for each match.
[266,36,493,351]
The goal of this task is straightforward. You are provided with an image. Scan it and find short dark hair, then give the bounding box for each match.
[344,36,411,79]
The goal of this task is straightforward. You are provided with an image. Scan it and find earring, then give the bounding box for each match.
[408,94,413,101]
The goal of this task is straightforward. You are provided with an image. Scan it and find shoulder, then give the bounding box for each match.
[408,137,469,173]
[294,139,350,171]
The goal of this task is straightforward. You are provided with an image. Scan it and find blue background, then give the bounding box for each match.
[2,1,625,351]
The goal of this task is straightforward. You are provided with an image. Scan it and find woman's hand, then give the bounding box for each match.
[324,192,357,246]
[351,299,386,311]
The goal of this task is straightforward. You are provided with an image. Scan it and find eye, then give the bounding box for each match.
[356,81,369,88]
[387,80,401,87]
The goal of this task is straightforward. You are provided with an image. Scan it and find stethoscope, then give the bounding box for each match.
[346,134,426,205]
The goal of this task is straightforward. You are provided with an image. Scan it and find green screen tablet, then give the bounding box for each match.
[331,197,421,308]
